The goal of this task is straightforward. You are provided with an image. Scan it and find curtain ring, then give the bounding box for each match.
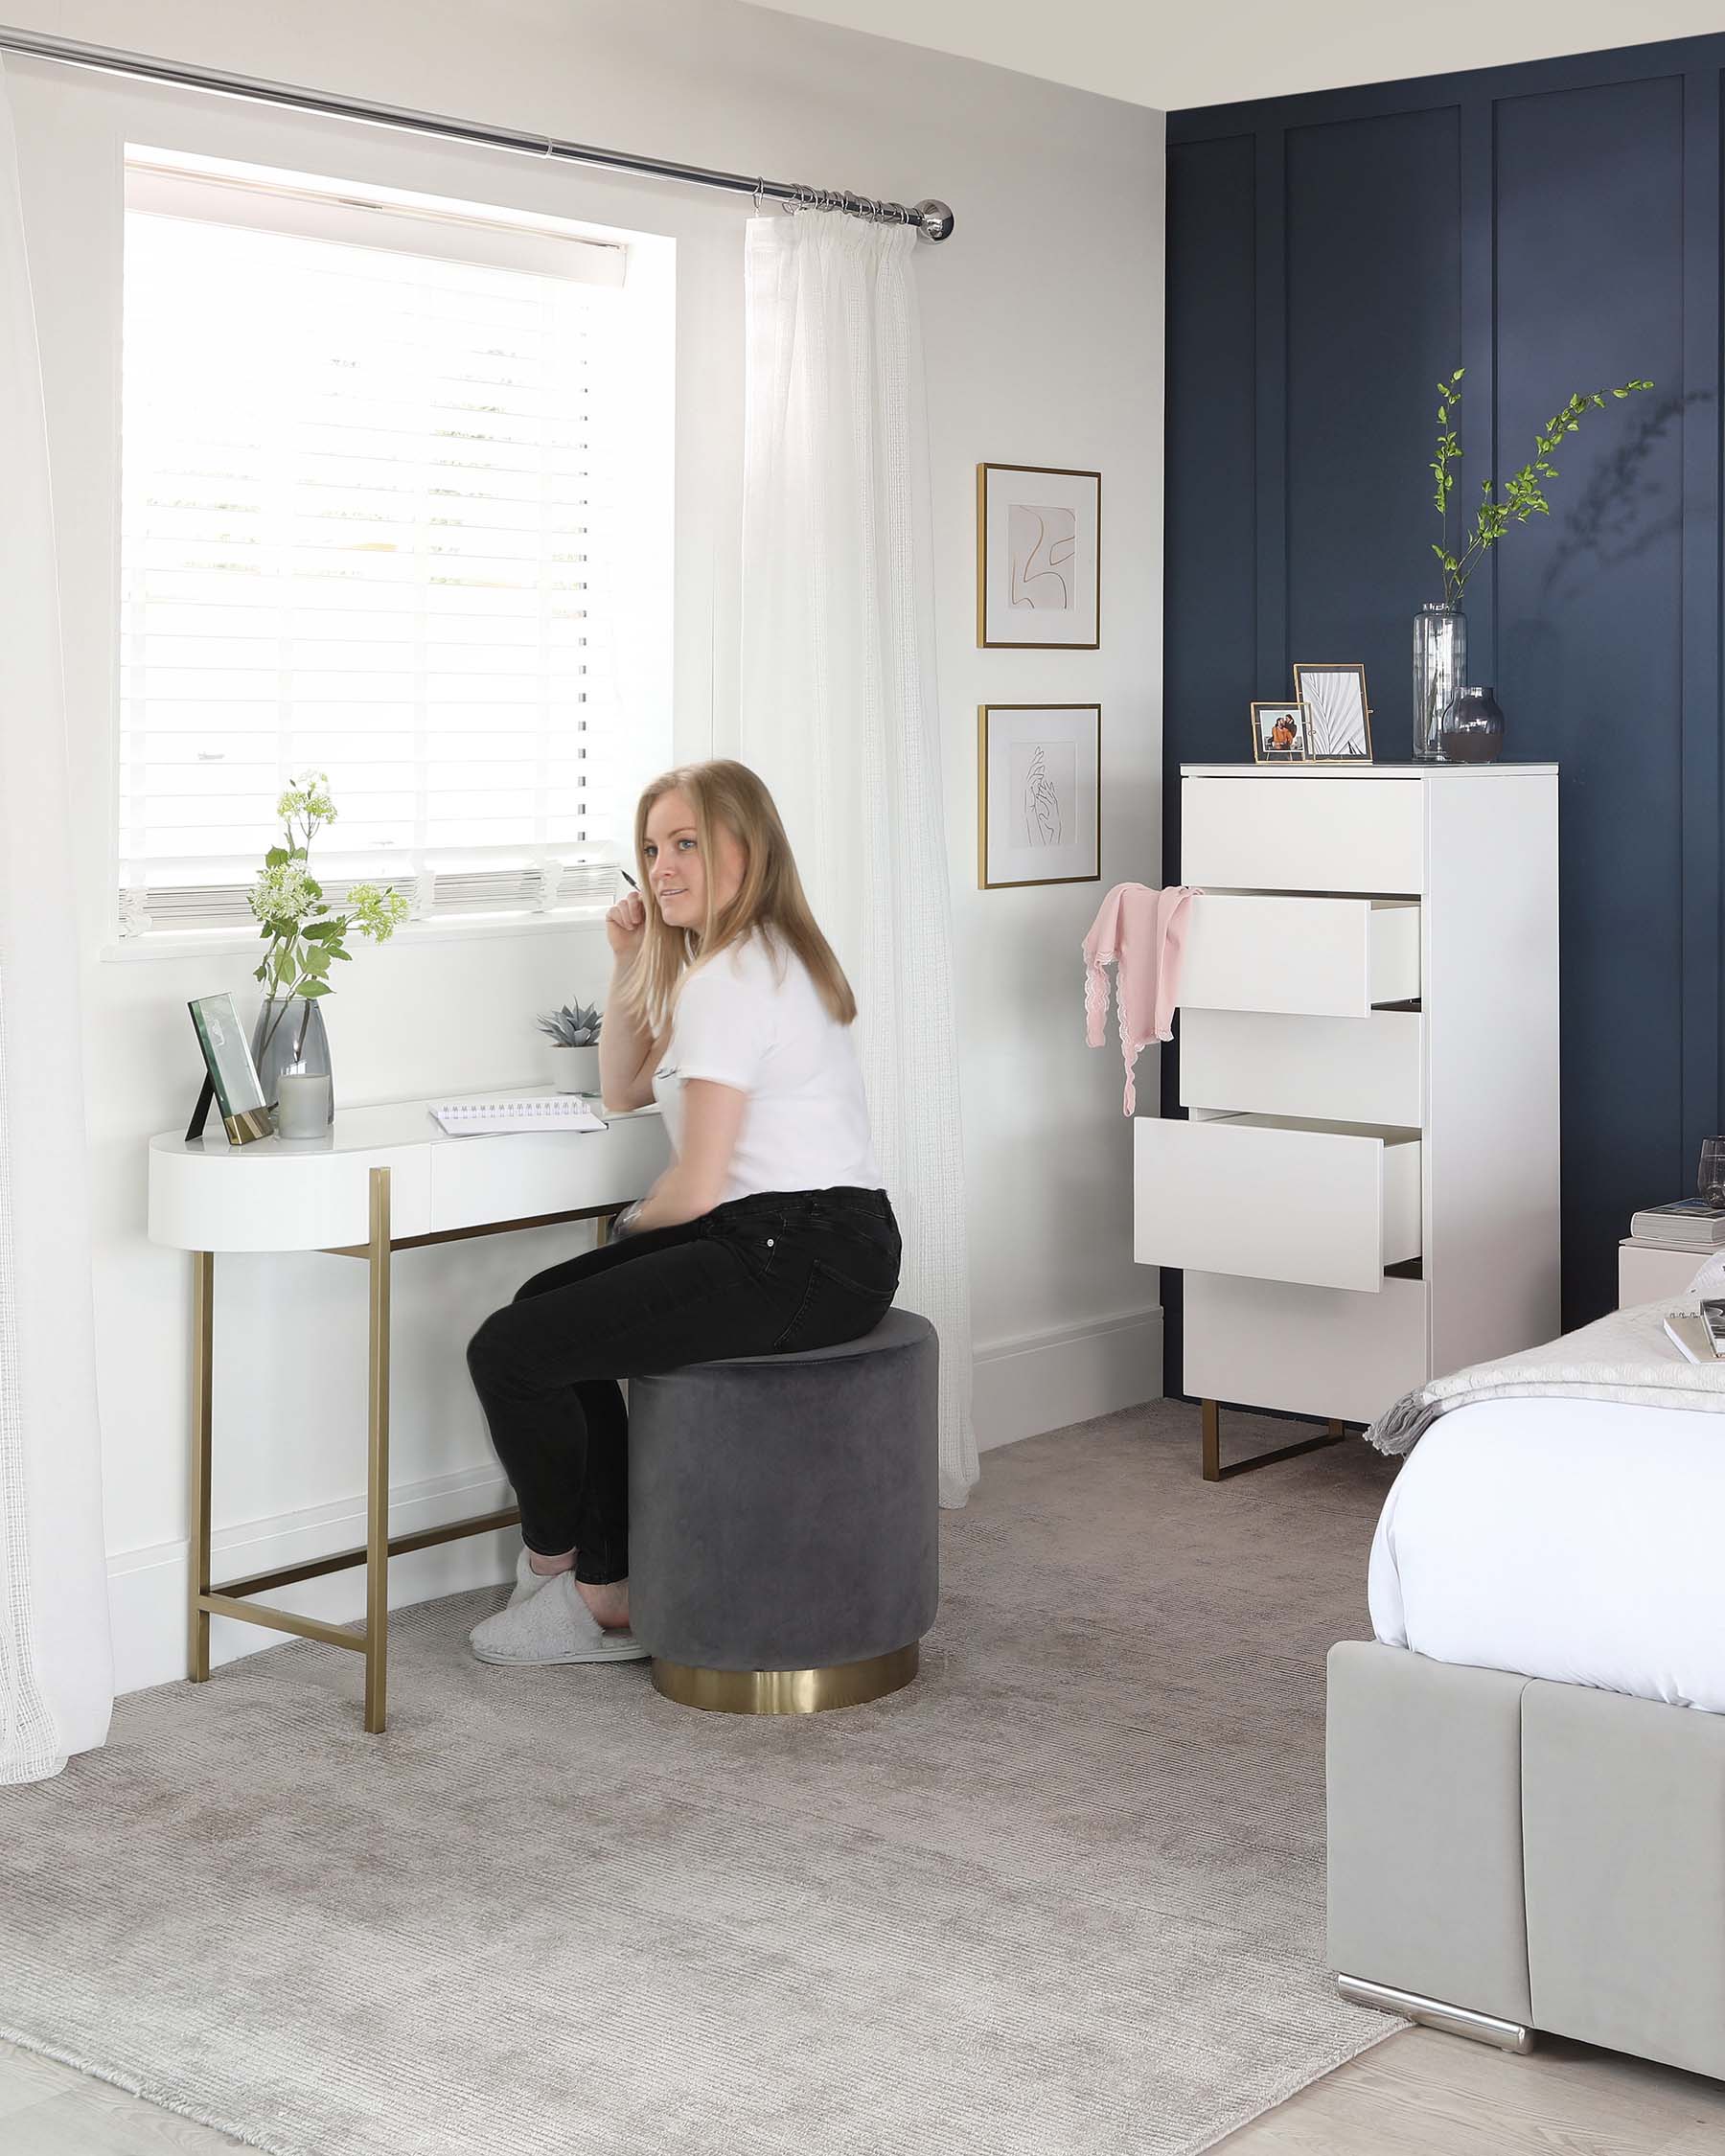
[752,176,768,216]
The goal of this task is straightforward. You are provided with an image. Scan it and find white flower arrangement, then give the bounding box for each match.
[250,773,408,1067]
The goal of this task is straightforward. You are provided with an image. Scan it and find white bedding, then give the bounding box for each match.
[1368,1395,1725,1713]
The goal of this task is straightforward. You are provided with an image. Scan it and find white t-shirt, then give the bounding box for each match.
[653,932,881,1204]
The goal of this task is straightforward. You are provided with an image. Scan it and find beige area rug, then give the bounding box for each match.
[1,1404,1402,2156]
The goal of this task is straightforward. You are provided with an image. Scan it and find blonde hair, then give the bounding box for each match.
[623,760,857,1033]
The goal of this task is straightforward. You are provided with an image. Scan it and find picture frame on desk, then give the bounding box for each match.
[188,993,273,1145]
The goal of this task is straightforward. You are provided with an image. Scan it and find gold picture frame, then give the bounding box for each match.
[1251,700,1311,764]
[976,463,1101,649]
[978,702,1101,888]
[1292,662,1374,763]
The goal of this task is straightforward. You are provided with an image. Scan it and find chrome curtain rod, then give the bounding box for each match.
[0,22,955,241]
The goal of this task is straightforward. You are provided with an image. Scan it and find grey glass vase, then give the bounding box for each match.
[252,996,334,1126]
[1413,602,1467,762]
[1438,684,1506,765]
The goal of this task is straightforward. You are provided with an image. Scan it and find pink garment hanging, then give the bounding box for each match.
[1083,883,1200,1113]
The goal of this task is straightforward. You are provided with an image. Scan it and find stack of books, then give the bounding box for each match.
[1628,1198,1725,1249]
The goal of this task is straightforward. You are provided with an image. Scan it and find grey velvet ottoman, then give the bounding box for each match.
[627,1309,939,1713]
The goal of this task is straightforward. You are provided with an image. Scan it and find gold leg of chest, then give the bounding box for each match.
[185,1173,628,1733]
[1201,1397,1346,1481]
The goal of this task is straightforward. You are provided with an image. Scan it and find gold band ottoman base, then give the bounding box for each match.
[650,1641,919,1715]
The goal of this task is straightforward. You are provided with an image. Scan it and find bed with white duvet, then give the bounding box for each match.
[1368,1393,1725,1713]
[1336,1275,1725,2074]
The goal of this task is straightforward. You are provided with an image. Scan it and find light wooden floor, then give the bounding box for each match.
[1220,2025,1725,2155]
[6,2026,1723,2154]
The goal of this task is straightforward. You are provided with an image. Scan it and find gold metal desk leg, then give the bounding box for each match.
[364,1166,391,1734]
[189,1251,215,1683]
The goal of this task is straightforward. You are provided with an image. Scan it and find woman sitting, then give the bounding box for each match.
[466,758,901,1667]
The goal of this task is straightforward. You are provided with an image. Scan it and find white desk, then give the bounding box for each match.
[149,1097,669,1732]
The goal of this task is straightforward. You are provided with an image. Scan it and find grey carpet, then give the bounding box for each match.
[0,1402,1402,2156]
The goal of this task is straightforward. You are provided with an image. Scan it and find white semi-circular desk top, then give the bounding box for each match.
[149,1096,670,1253]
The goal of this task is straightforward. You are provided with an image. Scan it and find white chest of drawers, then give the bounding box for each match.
[1136,764,1560,1472]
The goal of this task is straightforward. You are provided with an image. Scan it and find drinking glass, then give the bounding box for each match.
[1699,1137,1725,1206]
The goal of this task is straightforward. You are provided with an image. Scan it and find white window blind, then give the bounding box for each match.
[118,165,656,935]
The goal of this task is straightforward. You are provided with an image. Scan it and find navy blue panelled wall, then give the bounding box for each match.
[1165,34,1725,1374]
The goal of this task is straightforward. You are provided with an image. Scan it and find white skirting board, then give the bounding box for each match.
[106,1464,521,1696]
[107,1313,1165,1693]
[971,1307,1163,1454]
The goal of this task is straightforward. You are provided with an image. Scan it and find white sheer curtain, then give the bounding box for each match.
[0,57,112,1782]
[741,209,978,1507]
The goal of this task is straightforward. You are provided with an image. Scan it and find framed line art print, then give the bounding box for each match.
[978,703,1101,889]
[977,464,1100,648]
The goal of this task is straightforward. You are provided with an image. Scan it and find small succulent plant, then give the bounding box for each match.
[537,999,604,1047]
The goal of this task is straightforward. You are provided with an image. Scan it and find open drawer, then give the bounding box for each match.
[1133,1113,1420,1293]
[1178,894,1419,1018]
[1180,1008,1423,1127]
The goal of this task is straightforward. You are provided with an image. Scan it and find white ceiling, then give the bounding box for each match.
[752,0,1725,111]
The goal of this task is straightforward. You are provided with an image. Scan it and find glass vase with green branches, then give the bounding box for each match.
[1430,366,1654,608]
[249,773,410,1070]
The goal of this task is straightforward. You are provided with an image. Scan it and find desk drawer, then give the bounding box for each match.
[428,1114,671,1234]
[1134,1113,1420,1293]
[1182,774,1425,894]
[1179,895,1419,1018]
[1180,1008,1424,1126]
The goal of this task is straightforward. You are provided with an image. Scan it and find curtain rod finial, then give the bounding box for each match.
[912,198,954,243]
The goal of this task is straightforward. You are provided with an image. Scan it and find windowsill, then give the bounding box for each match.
[99,906,613,962]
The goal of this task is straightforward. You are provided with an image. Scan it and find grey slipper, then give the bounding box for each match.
[507,1548,567,1608]
[469,1572,651,1666]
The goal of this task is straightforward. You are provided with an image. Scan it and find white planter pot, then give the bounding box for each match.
[549,1044,601,1094]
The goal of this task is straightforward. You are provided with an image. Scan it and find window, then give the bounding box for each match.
[117,159,672,936]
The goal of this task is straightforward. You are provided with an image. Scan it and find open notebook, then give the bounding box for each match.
[429,1095,608,1136]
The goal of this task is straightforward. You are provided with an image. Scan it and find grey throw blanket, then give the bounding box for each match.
[1366,1296,1725,1455]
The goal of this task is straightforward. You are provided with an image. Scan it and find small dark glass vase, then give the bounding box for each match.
[1438,684,1505,765]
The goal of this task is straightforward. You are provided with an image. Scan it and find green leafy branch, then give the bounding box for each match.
[1431,367,1655,608]
[249,773,408,1067]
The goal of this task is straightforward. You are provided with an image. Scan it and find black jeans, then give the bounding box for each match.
[466,1186,901,1584]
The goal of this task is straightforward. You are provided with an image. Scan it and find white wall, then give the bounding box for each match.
[2,0,1164,1691]
[755,0,1725,110]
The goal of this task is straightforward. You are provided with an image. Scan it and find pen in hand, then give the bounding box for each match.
[619,868,639,890]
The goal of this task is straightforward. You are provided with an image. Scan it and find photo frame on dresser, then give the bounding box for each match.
[1251,700,1311,764]
[976,464,1100,648]
[978,703,1101,888]
[1292,662,1373,762]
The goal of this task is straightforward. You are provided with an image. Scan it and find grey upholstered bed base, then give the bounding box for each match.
[1327,1640,1725,2081]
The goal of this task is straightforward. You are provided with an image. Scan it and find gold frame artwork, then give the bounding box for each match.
[1292,662,1374,763]
[978,702,1102,889]
[976,463,1102,649]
